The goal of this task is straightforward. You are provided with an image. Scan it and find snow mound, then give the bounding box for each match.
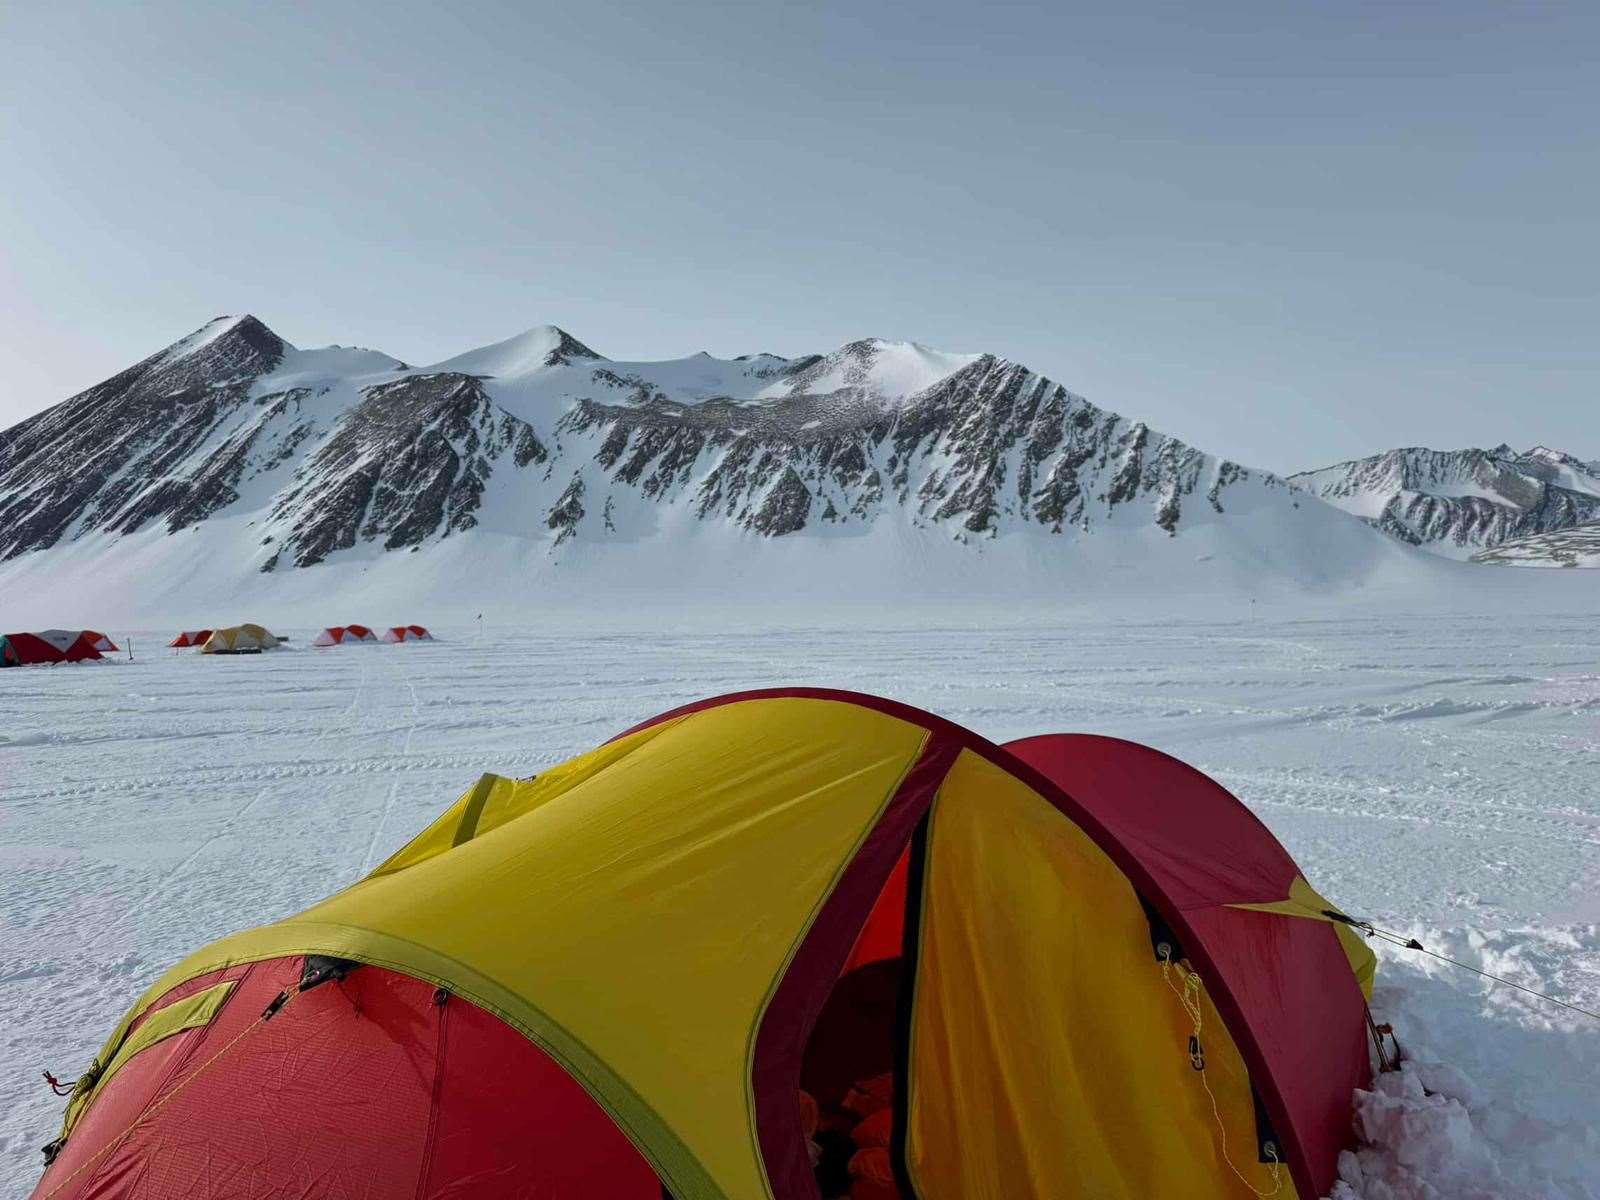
[266,344,407,387]
[1336,925,1600,1200]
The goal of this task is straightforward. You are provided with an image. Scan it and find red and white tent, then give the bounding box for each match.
[81,630,120,652]
[313,624,379,647]
[381,625,434,643]
[0,630,105,667]
[168,630,214,648]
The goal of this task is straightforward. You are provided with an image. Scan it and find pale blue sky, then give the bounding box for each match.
[2,1,1595,472]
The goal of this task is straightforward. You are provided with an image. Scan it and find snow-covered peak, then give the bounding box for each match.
[1520,444,1600,473]
[423,325,604,379]
[760,337,982,404]
[160,314,291,364]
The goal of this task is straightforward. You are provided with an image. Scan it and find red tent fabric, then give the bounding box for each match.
[381,624,433,642]
[313,624,379,647]
[81,631,119,652]
[36,957,662,1200]
[167,630,214,648]
[1,631,104,666]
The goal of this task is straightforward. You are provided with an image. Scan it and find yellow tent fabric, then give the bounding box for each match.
[1228,876,1378,999]
[905,750,1286,1199]
[199,623,280,654]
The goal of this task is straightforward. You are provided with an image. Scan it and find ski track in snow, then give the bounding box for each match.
[2,615,1598,1196]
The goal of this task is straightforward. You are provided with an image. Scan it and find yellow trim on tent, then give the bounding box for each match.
[905,749,1295,1199]
[61,979,238,1136]
[1228,876,1377,999]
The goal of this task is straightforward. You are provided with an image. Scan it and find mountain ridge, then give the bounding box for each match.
[1,315,1307,570]
[2,316,1579,622]
[1290,444,1600,560]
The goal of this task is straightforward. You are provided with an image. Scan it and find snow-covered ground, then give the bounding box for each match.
[2,614,1597,1197]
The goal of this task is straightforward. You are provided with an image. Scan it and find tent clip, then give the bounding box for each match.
[1139,894,1185,962]
[300,956,360,993]
[1187,1034,1205,1071]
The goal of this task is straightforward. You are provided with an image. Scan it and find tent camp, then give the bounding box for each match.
[199,624,281,655]
[0,631,105,668]
[381,624,433,642]
[312,624,378,647]
[167,630,214,649]
[31,689,1376,1200]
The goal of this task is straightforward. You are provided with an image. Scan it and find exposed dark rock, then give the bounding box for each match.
[0,316,287,558]
[547,474,586,544]
[747,467,812,536]
[262,372,545,568]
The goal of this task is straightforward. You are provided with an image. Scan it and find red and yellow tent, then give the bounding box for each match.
[32,689,1375,1200]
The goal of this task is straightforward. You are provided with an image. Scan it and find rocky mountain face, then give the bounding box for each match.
[0,316,291,558]
[1290,446,1600,560]
[262,373,548,570]
[0,316,1302,575]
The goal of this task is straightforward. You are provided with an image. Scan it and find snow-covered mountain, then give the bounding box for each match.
[1471,521,1600,568]
[1290,446,1600,560]
[0,315,1503,621]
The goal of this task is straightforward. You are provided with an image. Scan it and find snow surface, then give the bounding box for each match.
[2,613,1598,1196]
[3,472,1597,631]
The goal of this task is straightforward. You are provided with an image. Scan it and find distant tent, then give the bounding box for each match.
[0,631,104,667]
[313,624,378,647]
[82,631,119,652]
[168,630,214,649]
[200,624,281,655]
[381,625,434,643]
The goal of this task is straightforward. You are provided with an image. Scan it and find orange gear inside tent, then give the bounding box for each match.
[31,690,1376,1200]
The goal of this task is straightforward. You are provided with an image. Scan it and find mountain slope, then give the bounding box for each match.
[0,315,1473,619]
[1290,446,1600,560]
[1472,522,1600,568]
